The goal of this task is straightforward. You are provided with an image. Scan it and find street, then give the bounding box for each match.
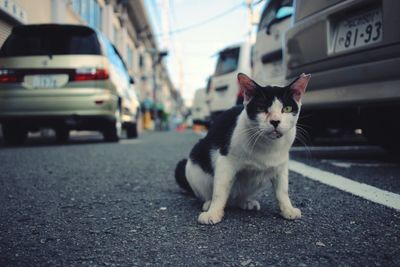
[0,131,399,266]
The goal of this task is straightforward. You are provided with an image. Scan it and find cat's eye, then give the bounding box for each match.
[282,106,293,113]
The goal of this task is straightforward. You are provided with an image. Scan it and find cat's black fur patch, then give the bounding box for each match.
[246,85,299,121]
[189,105,243,175]
[175,159,194,194]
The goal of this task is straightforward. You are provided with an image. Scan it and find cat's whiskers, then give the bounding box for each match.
[296,124,312,143]
[294,125,311,156]
[234,123,264,143]
[250,128,268,153]
[298,114,313,120]
[242,127,263,153]
[234,125,262,136]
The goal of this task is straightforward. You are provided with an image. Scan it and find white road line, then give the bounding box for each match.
[290,146,380,152]
[321,160,397,168]
[289,160,400,211]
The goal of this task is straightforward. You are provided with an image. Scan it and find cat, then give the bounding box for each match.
[175,72,311,225]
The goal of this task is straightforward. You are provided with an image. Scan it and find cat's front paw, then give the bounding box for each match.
[198,210,224,225]
[281,207,301,220]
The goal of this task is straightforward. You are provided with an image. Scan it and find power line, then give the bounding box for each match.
[252,0,265,6]
[156,3,244,36]
[150,0,162,25]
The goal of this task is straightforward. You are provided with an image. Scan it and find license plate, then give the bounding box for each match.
[31,75,60,88]
[333,8,383,54]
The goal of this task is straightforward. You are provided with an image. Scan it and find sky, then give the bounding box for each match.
[144,0,263,106]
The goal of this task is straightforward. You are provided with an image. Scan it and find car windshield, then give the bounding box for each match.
[258,0,293,32]
[214,47,240,76]
[0,25,101,57]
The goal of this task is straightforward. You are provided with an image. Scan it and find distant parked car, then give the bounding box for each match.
[285,0,400,148]
[252,0,293,86]
[208,42,252,121]
[191,88,210,127]
[125,76,141,138]
[0,24,139,145]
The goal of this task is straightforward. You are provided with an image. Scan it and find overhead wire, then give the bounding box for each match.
[155,2,245,36]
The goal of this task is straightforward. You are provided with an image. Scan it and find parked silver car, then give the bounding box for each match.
[0,24,139,145]
[252,0,293,86]
[285,0,400,148]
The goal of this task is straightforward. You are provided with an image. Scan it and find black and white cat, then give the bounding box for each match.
[175,73,311,225]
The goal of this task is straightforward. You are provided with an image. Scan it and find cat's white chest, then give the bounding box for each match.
[231,137,290,171]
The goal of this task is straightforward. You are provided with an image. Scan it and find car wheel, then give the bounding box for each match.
[2,123,28,146]
[55,128,70,143]
[103,109,122,142]
[362,109,400,152]
[126,122,138,139]
[364,124,400,151]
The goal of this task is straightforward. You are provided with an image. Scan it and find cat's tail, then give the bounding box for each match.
[175,159,194,195]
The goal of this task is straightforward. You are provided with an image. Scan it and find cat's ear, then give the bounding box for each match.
[290,73,311,102]
[237,73,257,104]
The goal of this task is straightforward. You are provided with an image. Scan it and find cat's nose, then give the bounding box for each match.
[270,120,280,128]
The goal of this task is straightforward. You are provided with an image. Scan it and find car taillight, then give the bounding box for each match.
[0,69,19,83]
[72,68,109,81]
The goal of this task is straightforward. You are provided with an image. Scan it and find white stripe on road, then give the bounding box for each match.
[320,160,397,169]
[289,160,400,211]
[290,146,380,152]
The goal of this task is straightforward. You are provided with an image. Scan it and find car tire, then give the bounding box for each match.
[103,109,122,142]
[126,122,138,139]
[362,108,400,152]
[364,124,400,151]
[2,123,28,146]
[55,128,70,143]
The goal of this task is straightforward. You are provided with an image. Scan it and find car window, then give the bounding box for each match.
[205,77,211,93]
[258,0,293,33]
[0,25,101,57]
[214,47,240,76]
[100,34,129,82]
[112,45,129,74]
[276,6,293,19]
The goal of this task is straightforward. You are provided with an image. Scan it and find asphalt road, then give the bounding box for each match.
[0,131,399,266]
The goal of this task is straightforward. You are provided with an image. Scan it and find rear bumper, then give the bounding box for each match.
[0,88,117,117]
[0,115,115,130]
[302,78,400,109]
[0,88,119,130]
[301,58,400,110]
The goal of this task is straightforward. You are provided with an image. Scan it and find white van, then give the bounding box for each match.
[208,42,252,121]
[252,0,293,86]
[191,88,210,125]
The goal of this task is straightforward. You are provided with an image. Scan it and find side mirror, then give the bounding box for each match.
[129,76,135,84]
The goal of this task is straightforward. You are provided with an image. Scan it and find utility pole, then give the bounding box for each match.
[245,0,256,43]
[160,0,170,51]
[148,49,168,130]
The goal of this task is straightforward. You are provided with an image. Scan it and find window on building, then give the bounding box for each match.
[127,45,133,69]
[139,54,144,69]
[72,0,80,14]
[71,0,102,31]
[113,26,119,48]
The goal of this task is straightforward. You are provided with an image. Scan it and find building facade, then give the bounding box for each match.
[0,0,181,127]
